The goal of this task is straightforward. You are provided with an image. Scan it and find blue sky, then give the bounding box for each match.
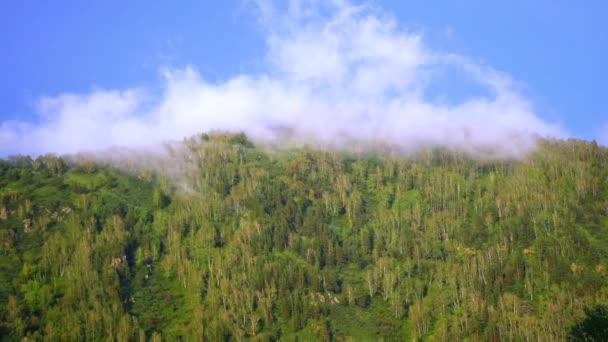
[1,0,607,156]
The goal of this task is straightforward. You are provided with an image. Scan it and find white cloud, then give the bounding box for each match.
[1,0,565,158]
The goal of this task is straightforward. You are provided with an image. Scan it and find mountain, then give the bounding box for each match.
[1,132,607,341]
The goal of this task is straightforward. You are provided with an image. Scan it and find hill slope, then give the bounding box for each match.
[1,133,608,340]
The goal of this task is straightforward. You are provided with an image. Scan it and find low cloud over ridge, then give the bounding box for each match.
[0,0,564,157]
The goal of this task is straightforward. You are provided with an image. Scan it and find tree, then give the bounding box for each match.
[568,305,608,341]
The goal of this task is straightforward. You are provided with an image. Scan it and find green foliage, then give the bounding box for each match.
[568,305,608,341]
[1,133,608,340]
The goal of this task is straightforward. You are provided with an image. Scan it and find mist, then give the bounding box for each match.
[0,0,565,158]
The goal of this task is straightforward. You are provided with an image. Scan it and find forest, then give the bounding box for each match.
[1,132,607,341]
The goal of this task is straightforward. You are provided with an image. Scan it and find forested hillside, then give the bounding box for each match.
[1,133,608,341]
